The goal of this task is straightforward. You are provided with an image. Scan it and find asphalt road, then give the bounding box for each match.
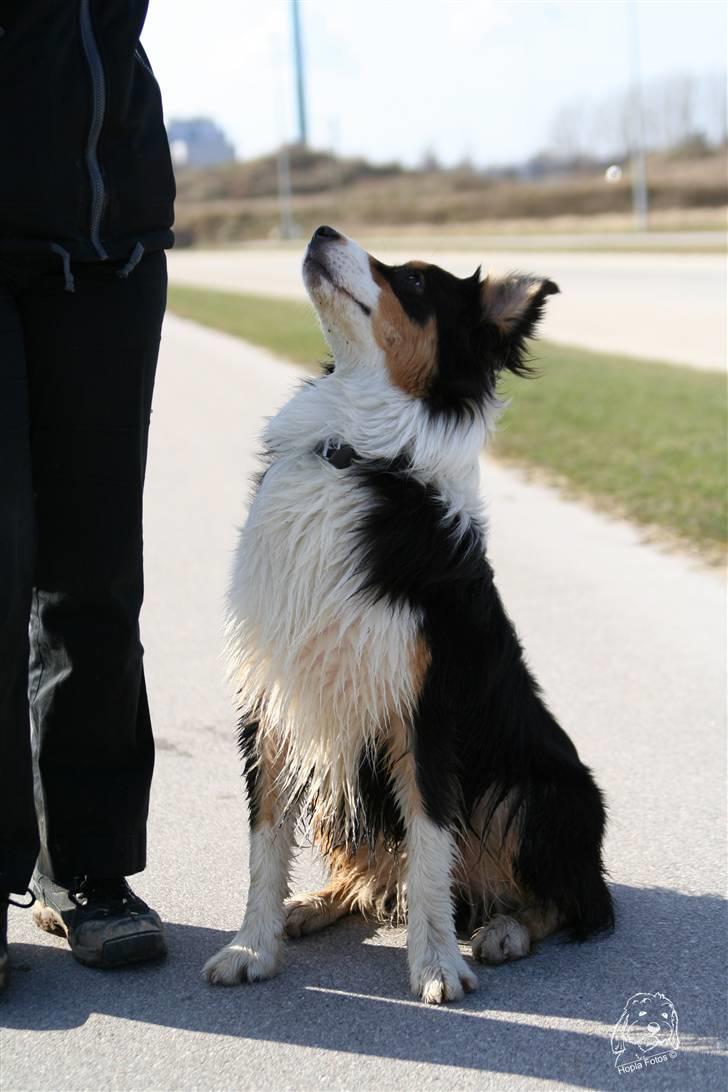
[167,245,727,372]
[2,317,726,1091]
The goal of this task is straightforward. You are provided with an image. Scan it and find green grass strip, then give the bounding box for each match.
[168,284,326,366]
[168,283,727,554]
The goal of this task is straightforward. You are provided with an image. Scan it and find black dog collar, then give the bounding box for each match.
[315,438,359,469]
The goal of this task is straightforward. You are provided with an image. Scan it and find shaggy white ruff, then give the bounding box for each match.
[225,362,489,830]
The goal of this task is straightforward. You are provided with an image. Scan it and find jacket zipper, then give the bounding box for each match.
[133,45,154,77]
[79,0,108,258]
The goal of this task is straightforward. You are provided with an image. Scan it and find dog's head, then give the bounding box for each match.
[611,993,679,1057]
[302,226,558,417]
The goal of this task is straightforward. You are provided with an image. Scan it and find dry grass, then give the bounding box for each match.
[173,148,728,246]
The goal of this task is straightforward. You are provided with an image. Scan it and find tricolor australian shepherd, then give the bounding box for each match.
[204,226,613,1003]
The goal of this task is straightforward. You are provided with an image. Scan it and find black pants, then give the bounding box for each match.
[0,250,166,893]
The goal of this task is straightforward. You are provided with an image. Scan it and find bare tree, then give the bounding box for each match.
[703,70,728,146]
[418,146,441,172]
[549,101,590,159]
[647,74,697,149]
[591,90,630,160]
[548,71,726,162]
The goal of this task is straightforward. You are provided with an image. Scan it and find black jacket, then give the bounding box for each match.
[0,0,175,262]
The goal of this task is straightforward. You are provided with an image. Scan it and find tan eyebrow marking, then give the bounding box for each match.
[369,261,438,398]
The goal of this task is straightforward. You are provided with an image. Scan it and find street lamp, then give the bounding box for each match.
[627,0,649,231]
[291,0,308,147]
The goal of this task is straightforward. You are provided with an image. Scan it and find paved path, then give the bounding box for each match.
[2,317,726,1091]
[167,246,727,372]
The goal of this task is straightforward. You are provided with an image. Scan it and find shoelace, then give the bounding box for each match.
[69,877,136,909]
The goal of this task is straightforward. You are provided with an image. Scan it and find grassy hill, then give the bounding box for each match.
[173,145,728,245]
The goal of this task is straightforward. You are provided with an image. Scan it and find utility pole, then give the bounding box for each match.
[276,143,295,239]
[291,0,308,147]
[269,31,297,239]
[627,0,649,230]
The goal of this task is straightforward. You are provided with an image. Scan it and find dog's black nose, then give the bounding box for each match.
[314,225,340,240]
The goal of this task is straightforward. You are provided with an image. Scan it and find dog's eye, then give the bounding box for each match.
[404,271,425,294]
[661,1012,668,1018]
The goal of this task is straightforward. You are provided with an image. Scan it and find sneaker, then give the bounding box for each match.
[30,873,167,969]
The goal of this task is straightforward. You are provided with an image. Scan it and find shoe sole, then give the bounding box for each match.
[32,902,167,969]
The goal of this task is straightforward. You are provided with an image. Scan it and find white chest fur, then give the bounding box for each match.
[227,448,421,815]
[226,373,487,818]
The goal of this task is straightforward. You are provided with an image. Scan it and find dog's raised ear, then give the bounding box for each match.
[611,1008,630,1055]
[655,994,680,1050]
[473,269,559,377]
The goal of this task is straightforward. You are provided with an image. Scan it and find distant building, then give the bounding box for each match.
[167,118,235,168]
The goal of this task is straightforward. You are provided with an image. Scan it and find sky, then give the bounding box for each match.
[142,0,727,167]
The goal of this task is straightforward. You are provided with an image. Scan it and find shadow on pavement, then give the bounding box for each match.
[2,884,726,1090]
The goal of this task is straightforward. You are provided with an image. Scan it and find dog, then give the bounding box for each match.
[204,226,614,1004]
[612,993,679,1065]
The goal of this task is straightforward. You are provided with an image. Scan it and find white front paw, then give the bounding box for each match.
[410,948,478,1004]
[203,935,282,986]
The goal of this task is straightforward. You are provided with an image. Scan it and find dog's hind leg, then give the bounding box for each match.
[204,723,297,986]
[285,887,350,937]
[471,903,564,965]
[465,768,612,966]
[457,801,564,965]
[286,843,405,937]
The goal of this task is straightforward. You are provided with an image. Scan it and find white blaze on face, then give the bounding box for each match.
[302,232,382,364]
[303,230,442,399]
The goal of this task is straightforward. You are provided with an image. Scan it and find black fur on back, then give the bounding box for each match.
[351,456,614,940]
[235,452,613,940]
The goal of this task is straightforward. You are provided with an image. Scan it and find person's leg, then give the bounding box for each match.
[0,268,38,990]
[0,272,38,898]
[22,252,166,884]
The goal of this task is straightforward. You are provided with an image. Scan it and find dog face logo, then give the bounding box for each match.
[302,226,558,416]
[611,992,679,1071]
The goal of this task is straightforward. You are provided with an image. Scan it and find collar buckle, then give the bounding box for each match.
[317,438,358,469]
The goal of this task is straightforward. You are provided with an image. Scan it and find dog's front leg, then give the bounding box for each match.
[405,815,477,1003]
[204,730,295,986]
[390,724,477,1004]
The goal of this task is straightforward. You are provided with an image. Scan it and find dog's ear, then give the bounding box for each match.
[611,1009,630,1055]
[668,1007,679,1050]
[655,994,680,1049]
[473,269,559,377]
